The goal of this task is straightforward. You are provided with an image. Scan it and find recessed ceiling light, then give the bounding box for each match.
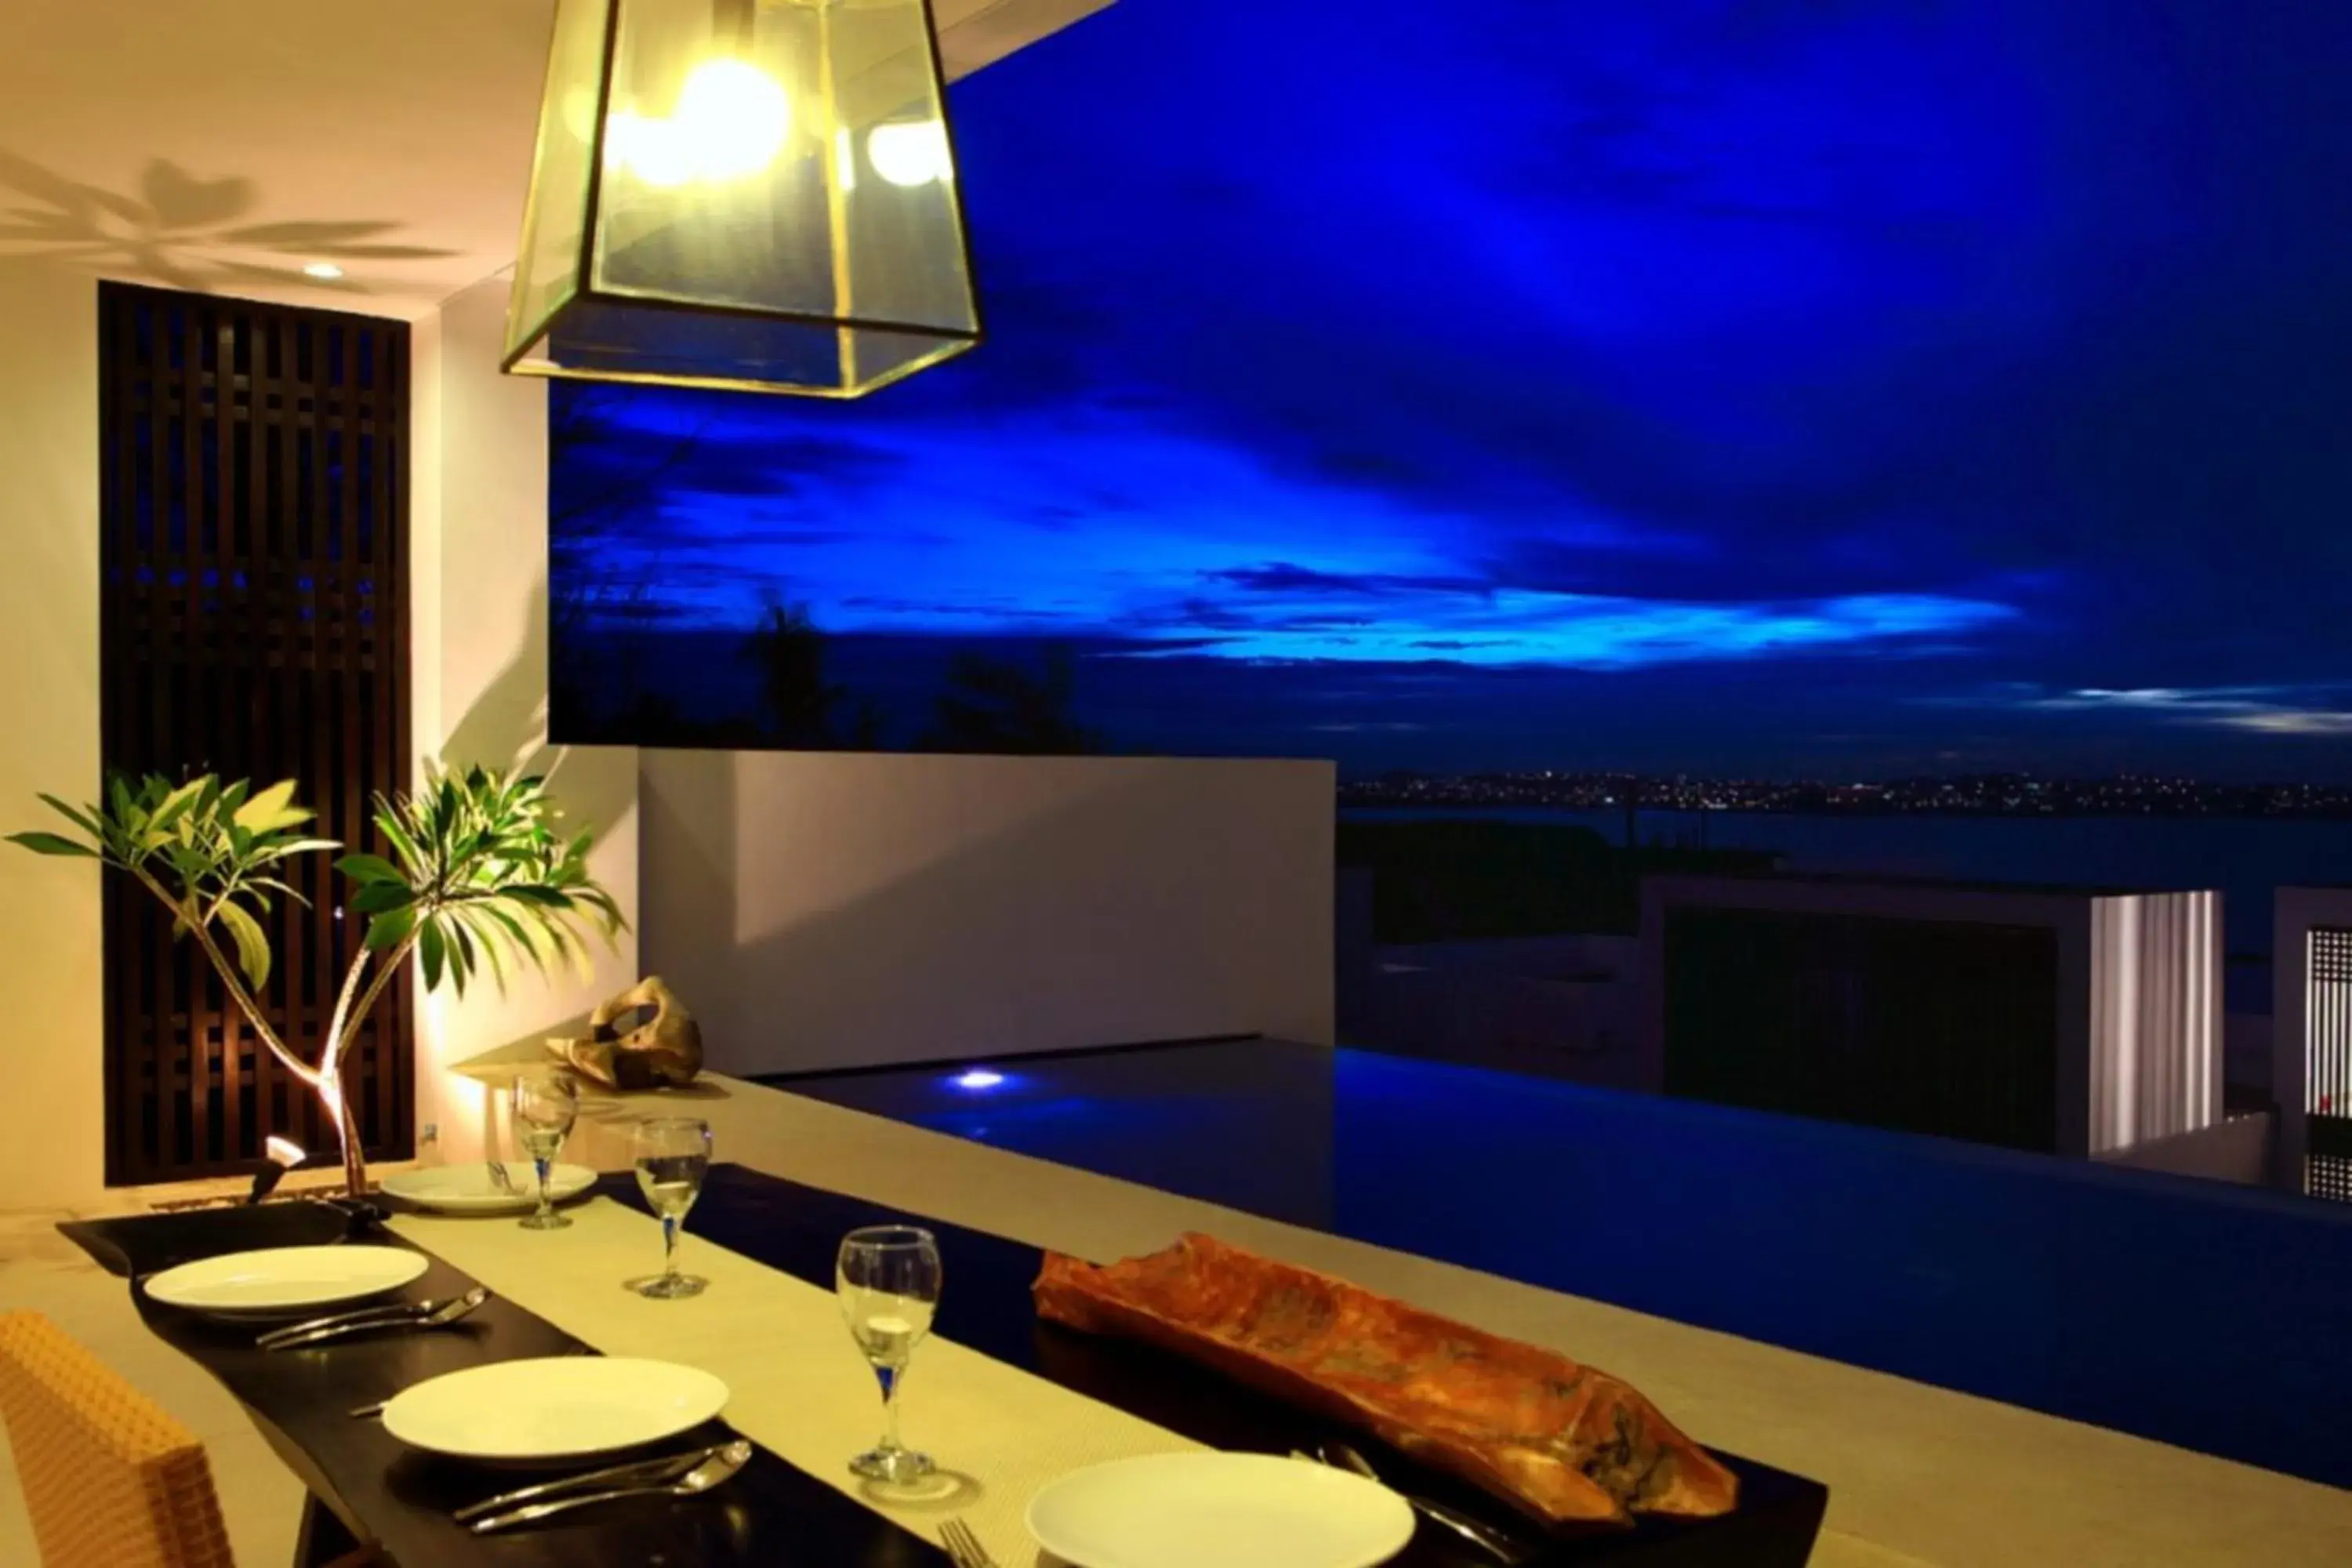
[302,262,345,280]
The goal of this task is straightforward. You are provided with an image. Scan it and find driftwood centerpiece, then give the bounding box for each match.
[1036,1232,1738,1527]
[546,975,703,1090]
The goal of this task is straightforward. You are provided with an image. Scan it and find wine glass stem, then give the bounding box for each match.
[661,1214,679,1283]
[535,1156,553,1225]
[877,1363,905,1453]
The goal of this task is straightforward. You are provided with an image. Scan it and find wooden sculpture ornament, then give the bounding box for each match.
[1035,1233,1738,1527]
[546,975,704,1090]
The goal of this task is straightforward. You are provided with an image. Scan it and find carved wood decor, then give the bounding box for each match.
[97,281,414,1184]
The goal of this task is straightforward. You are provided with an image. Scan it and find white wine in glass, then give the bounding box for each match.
[632,1117,712,1299]
[837,1225,942,1485]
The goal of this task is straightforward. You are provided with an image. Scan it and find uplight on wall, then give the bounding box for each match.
[504,0,982,398]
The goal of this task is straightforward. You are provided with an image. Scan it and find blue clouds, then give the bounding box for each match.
[552,0,2352,777]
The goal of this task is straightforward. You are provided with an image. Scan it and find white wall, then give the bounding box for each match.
[641,750,1334,1075]
[0,257,1334,1197]
[0,259,104,1207]
[408,275,640,1156]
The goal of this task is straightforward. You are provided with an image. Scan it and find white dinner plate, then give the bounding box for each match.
[1027,1453,1415,1568]
[377,1160,598,1215]
[142,1245,428,1319]
[383,1357,731,1465]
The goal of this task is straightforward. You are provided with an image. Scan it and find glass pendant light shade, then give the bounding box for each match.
[504,0,981,398]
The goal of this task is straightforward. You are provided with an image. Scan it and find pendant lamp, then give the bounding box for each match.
[503,0,981,397]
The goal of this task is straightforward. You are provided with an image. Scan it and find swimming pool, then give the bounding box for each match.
[779,1040,2352,1491]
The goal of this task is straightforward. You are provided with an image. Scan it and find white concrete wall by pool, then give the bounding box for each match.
[640,749,1336,1075]
[0,259,106,1207]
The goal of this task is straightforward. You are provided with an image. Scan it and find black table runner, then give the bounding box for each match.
[64,1165,1826,1567]
[61,1195,942,1568]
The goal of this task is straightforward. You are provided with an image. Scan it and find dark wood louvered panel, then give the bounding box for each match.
[97,281,414,1185]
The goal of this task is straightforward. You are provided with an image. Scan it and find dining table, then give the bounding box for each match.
[60,1163,1829,1567]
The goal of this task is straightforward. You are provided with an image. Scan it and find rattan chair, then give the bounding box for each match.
[0,1309,238,1568]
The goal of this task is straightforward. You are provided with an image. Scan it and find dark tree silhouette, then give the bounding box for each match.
[920,643,1103,755]
[739,599,857,748]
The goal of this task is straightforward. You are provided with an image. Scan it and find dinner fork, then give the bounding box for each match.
[487,1160,519,1195]
[939,1519,997,1568]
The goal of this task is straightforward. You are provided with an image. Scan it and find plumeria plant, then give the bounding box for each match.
[9,764,622,1196]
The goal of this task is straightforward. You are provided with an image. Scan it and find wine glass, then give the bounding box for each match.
[837,1225,943,1483]
[632,1118,713,1299]
[510,1069,579,1232]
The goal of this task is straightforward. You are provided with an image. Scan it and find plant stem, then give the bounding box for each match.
[132,868,315,1086]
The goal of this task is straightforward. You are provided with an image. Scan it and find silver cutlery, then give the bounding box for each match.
[939,1518,997,1568]
[1305,1443,1525,1564]
[261,1287,490,1352]
[256,1286,485,1348]
[468,1441,751,1534]
[347,1397,389,1420]
[452,1442,734,1524]
[488,1160,519,1195]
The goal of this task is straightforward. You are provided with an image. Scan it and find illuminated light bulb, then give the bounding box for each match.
[302,262,344,280]
[608,109,694,189]
[866,118,952,187]
[671,58,790,180]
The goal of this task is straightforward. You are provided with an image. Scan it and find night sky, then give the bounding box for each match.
[553,0,2352,779]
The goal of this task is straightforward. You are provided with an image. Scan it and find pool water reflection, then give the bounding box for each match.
[777,1040,2352,1490]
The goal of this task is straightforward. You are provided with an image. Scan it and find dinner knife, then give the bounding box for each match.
[468,1443,751,1535]
[256,1293,455,1348]
[452,1443,729,1524]
[262,1287,490,1351]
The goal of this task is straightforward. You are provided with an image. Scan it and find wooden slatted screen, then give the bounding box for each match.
[96,281,414,1185]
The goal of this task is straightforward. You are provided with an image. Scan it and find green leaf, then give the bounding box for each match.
[232,779,305,833]
[214,899,272,993]
[503,884,569,908]
[374,808,424,877]
[147,777,209,837]
[6,830,97,857]
[334,852,404,886]
[246,875,311,909]
[417,920,446,992]
[447,918,477,999]
[37,793,104,840]
[350,880,413,915]
[364,904,416,953]
[465,909,511,992]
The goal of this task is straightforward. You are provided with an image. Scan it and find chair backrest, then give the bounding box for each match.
[0,1309,236,1568]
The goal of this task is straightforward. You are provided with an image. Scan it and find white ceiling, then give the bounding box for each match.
[0,0,1110,320]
